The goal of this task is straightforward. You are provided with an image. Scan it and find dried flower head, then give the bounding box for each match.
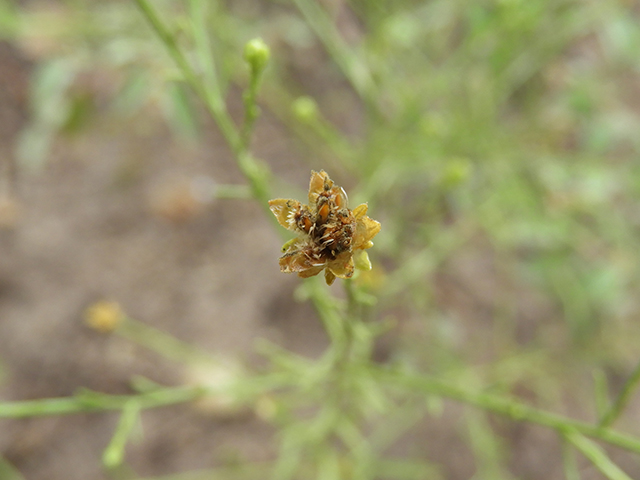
[269,170,381,285]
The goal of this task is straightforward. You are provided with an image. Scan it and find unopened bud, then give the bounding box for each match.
[244,38,270,73]
[84,300,124,333]
[292,96,319,123]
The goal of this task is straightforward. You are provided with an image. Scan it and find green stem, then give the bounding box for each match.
[561,437,581,480]
[375,368,640,455]
[599,359,640,428]
[565,432,633,480]
[188,0,222,106]
[134,0,273,211]
[133,0,240,152]
[240,65,264,151]
[306,278,346,347]
[0,385,204,419]
[291,0,376,107]
[103,400,141,468]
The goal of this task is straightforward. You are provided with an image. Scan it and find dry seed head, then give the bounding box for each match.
[268,170,380,285]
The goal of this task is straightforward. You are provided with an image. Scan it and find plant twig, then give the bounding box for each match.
[103,400,141,468]
[134,0,274,212]
[291,0,376,107]
[565,431,633,480]
[0,385,204,419]
[133,0,240,152]
[599,359,640,429]
[375,367,640,455]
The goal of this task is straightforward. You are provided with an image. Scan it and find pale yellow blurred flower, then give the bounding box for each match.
[84,300,124,333]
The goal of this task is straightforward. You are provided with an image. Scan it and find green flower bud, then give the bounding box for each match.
[292,96,319,123]
[244,38,270,73]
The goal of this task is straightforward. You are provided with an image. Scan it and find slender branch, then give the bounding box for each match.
[561,436,581,480]
[102,400,141,468]
[565,432,633,480]
[188,0,222,105]
[599,359,640,429]
[133,0,240,152]
[133,0,273,210]
[375,368,640,454]
[291,0,376,107]
[0,385,204,419]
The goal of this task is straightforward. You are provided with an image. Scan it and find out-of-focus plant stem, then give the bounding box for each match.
[599,359,640,429]
[292,0,377,109]
[132,0,239,153]
[565,432,633,480]
[377,367,640,455]
[134,0,273,215]
[0,385,204,419]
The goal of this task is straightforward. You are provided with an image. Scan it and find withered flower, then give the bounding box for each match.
[269,170,381,285]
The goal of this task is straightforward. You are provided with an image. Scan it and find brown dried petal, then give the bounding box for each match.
[269,198,301,232]
[327,251,355,279]
[308,170,331,206]
[324,269,336,285]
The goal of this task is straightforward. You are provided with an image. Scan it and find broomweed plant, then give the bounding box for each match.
[3,1,640,479]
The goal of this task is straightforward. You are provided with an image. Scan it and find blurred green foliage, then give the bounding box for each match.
[3,0,640,478]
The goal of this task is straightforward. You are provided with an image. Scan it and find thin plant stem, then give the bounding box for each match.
[599,359,640,428]
[375,367,640,455]
[306,278,346,347]
[240,48,267,151]
[133,0,240,153]
[133,0,273,211]
[103,400,141,468]
[561,437,582,480]
[565,431,633,480]
[291,0,376,107]
[0,385,204,419]
[188,0,222,107]
[593,368,610,422]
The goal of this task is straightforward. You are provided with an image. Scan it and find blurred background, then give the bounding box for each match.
[2,0,640,479]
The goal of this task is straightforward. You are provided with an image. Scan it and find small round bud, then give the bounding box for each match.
[84,300,124,333]
[292,96,319,123]
[244,38,270,72]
